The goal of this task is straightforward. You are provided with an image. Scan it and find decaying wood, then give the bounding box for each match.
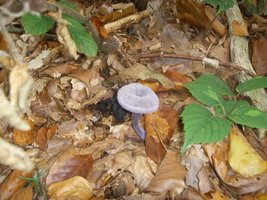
[104,10,150,33]
[226,4,267,137]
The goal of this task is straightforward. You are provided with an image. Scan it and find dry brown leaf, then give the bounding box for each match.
[163,69,191,89]
[41,63,78,78]
[146,150,186,194]
[46,147,93,186]
[0,32,8,52]
[36,124,58,150]
[145,106,178,164]
[241,193,267,200]
[9,185,33,200]
[231,20,249,36]
[108,63,175,90]
[0,170,32,200]
[176,0,226,37]
[251,39,267,75]
[228,127,267,177]
[130,155,156,192]
[145,114,168,165]
[57,22,78,60]
[12,119,36,146]
[48,176,93,200]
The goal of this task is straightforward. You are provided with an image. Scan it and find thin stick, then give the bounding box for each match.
[137,53,256,77]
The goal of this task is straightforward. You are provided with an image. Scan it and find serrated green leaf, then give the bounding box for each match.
[185,74,234,107]
[63,14,98,57]
[181,104,232,153]
[206,0,235,15]
[215,99,236,116]
[57,0,78,12]
[228,100,267,128]
[236,76,267,93]
[21,13,54,35]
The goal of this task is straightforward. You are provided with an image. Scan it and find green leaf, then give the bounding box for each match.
[21,12,54,35]
[206,0,235,15]
[227,100,267,128]
[185,74,234,107]
[181,104,232,153]
[63,14,98,57]
[215,99,236,116]
[236,76,267,93]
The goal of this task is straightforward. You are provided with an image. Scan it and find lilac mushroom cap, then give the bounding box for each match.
[117,83,159,140]
[117,83,159,114]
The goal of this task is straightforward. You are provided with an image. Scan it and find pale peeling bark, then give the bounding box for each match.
[226,4,267,137]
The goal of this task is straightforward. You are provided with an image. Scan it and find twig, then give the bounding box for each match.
[137,53,256,77]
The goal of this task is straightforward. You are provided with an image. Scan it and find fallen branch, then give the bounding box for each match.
[137,53,256,77]
[226,3,267,137]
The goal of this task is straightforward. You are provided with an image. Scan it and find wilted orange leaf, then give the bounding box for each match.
[163,69,191,89]
[231,20,249,36]
[145,106,178,164]
[146,151,186,193]
[228,127,267,177]
[12,120,36,146]
[46,148,93,185]
[48,176,93,200]
[0,170,33,200]
[36,124,57,150]
[0,32,8,52]
[9,185,33,200]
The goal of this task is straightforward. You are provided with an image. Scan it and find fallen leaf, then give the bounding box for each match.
[108,63,175,90]
[146,151,186,194]
[0,32,8,52]
[0,170,32,200]
[36,124,58,149]
[251,39,267,75]
[57,20,78,59]
[9,185,33,200]
[12,119,36,146]
[228,126,267,177]
[48,176,93,200]
[163,69,192,89]
[145,106,178,164]
[46,147,93,185]
[231,20,249,36]
[204,141,267,195]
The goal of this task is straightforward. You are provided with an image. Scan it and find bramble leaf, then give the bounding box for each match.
[63,14,98,57]
[228,100,267,128]
[21,13,54,35]
[236,76,267,93]
[185,74,234,107]
[181,104,232,153]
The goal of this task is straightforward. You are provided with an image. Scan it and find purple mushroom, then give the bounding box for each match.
[117,83,159,140]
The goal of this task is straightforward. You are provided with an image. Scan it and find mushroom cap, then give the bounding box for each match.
[117,83,159,114]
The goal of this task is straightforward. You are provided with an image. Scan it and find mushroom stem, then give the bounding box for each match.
[132,113,145,140]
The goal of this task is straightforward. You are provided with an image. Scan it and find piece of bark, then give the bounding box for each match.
[226,3,267,137]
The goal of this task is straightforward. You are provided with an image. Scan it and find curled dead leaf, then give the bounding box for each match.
[46,147,93,186]
[0,170,33,200]
[146,151,186,194]
[48,176,93,200]
[228,127,267,177]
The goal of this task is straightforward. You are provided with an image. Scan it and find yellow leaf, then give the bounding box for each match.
[48,176,93,200]
[228,127,267,177]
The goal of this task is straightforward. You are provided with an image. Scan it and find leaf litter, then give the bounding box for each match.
[0,0,267,199]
